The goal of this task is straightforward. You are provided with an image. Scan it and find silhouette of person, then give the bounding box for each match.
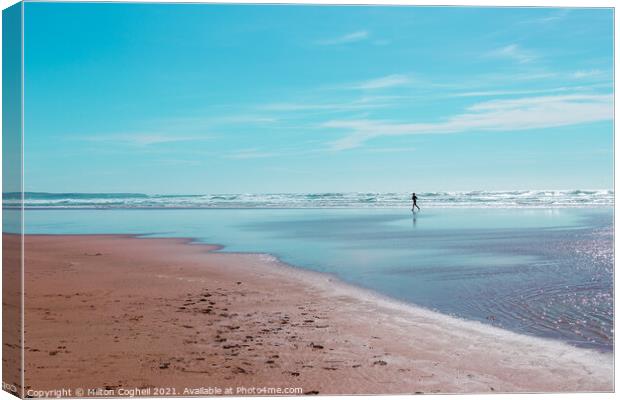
[411,192,420,211]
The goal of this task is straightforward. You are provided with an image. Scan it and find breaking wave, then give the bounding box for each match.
[2,190,614,209]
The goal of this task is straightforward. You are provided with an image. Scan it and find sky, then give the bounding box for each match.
[23,3,613,194]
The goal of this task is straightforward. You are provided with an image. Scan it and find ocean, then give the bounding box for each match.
[2,189,615,209]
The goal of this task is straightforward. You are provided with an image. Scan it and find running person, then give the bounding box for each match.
[411,192,420,211]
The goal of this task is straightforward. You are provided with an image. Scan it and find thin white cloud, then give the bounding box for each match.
[352,74,411,90]
[262,103,348,112]
[521,9,570,24]
[225,148,279,159]
[361,146,416,154]
[225,146,322,159]
[324,93,613,150]
[316,30,369,45]
[455,82,610,98]
[84,133,211,146]
[572,69,603,79]
[160,159,203,166]
[453,87,572,98]
[487,44,538,64]
[260,96,394,113]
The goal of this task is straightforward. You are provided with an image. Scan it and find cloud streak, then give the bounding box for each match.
[316,30,369,45]
[225,148,278,159]
[487,44,538,64]
[83,133,212,146]
[324,94,613,150]
[351,74,411,90]
[521,9,571,24]
[260,95,396,113]
[572,69,603,79]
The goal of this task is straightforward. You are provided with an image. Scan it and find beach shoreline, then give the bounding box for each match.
[13,233,613,395]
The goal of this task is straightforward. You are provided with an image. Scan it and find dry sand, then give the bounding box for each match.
[5,234,613,396]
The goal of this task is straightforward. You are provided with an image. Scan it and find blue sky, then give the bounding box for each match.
[23,4,613,194]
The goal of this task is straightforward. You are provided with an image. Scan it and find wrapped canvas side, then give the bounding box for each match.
[2,2,24,398]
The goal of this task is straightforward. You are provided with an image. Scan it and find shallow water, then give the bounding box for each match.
[9,207,614,351]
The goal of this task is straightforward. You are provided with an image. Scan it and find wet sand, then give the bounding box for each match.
[15,234,613,395]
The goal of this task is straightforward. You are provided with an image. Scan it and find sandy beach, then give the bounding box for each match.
[12,234,612,396]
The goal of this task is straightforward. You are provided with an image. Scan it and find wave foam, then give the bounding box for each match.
[2,190,614,209]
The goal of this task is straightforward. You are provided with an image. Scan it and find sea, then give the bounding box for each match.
[3,190,614,352]
[2,190,614,209]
